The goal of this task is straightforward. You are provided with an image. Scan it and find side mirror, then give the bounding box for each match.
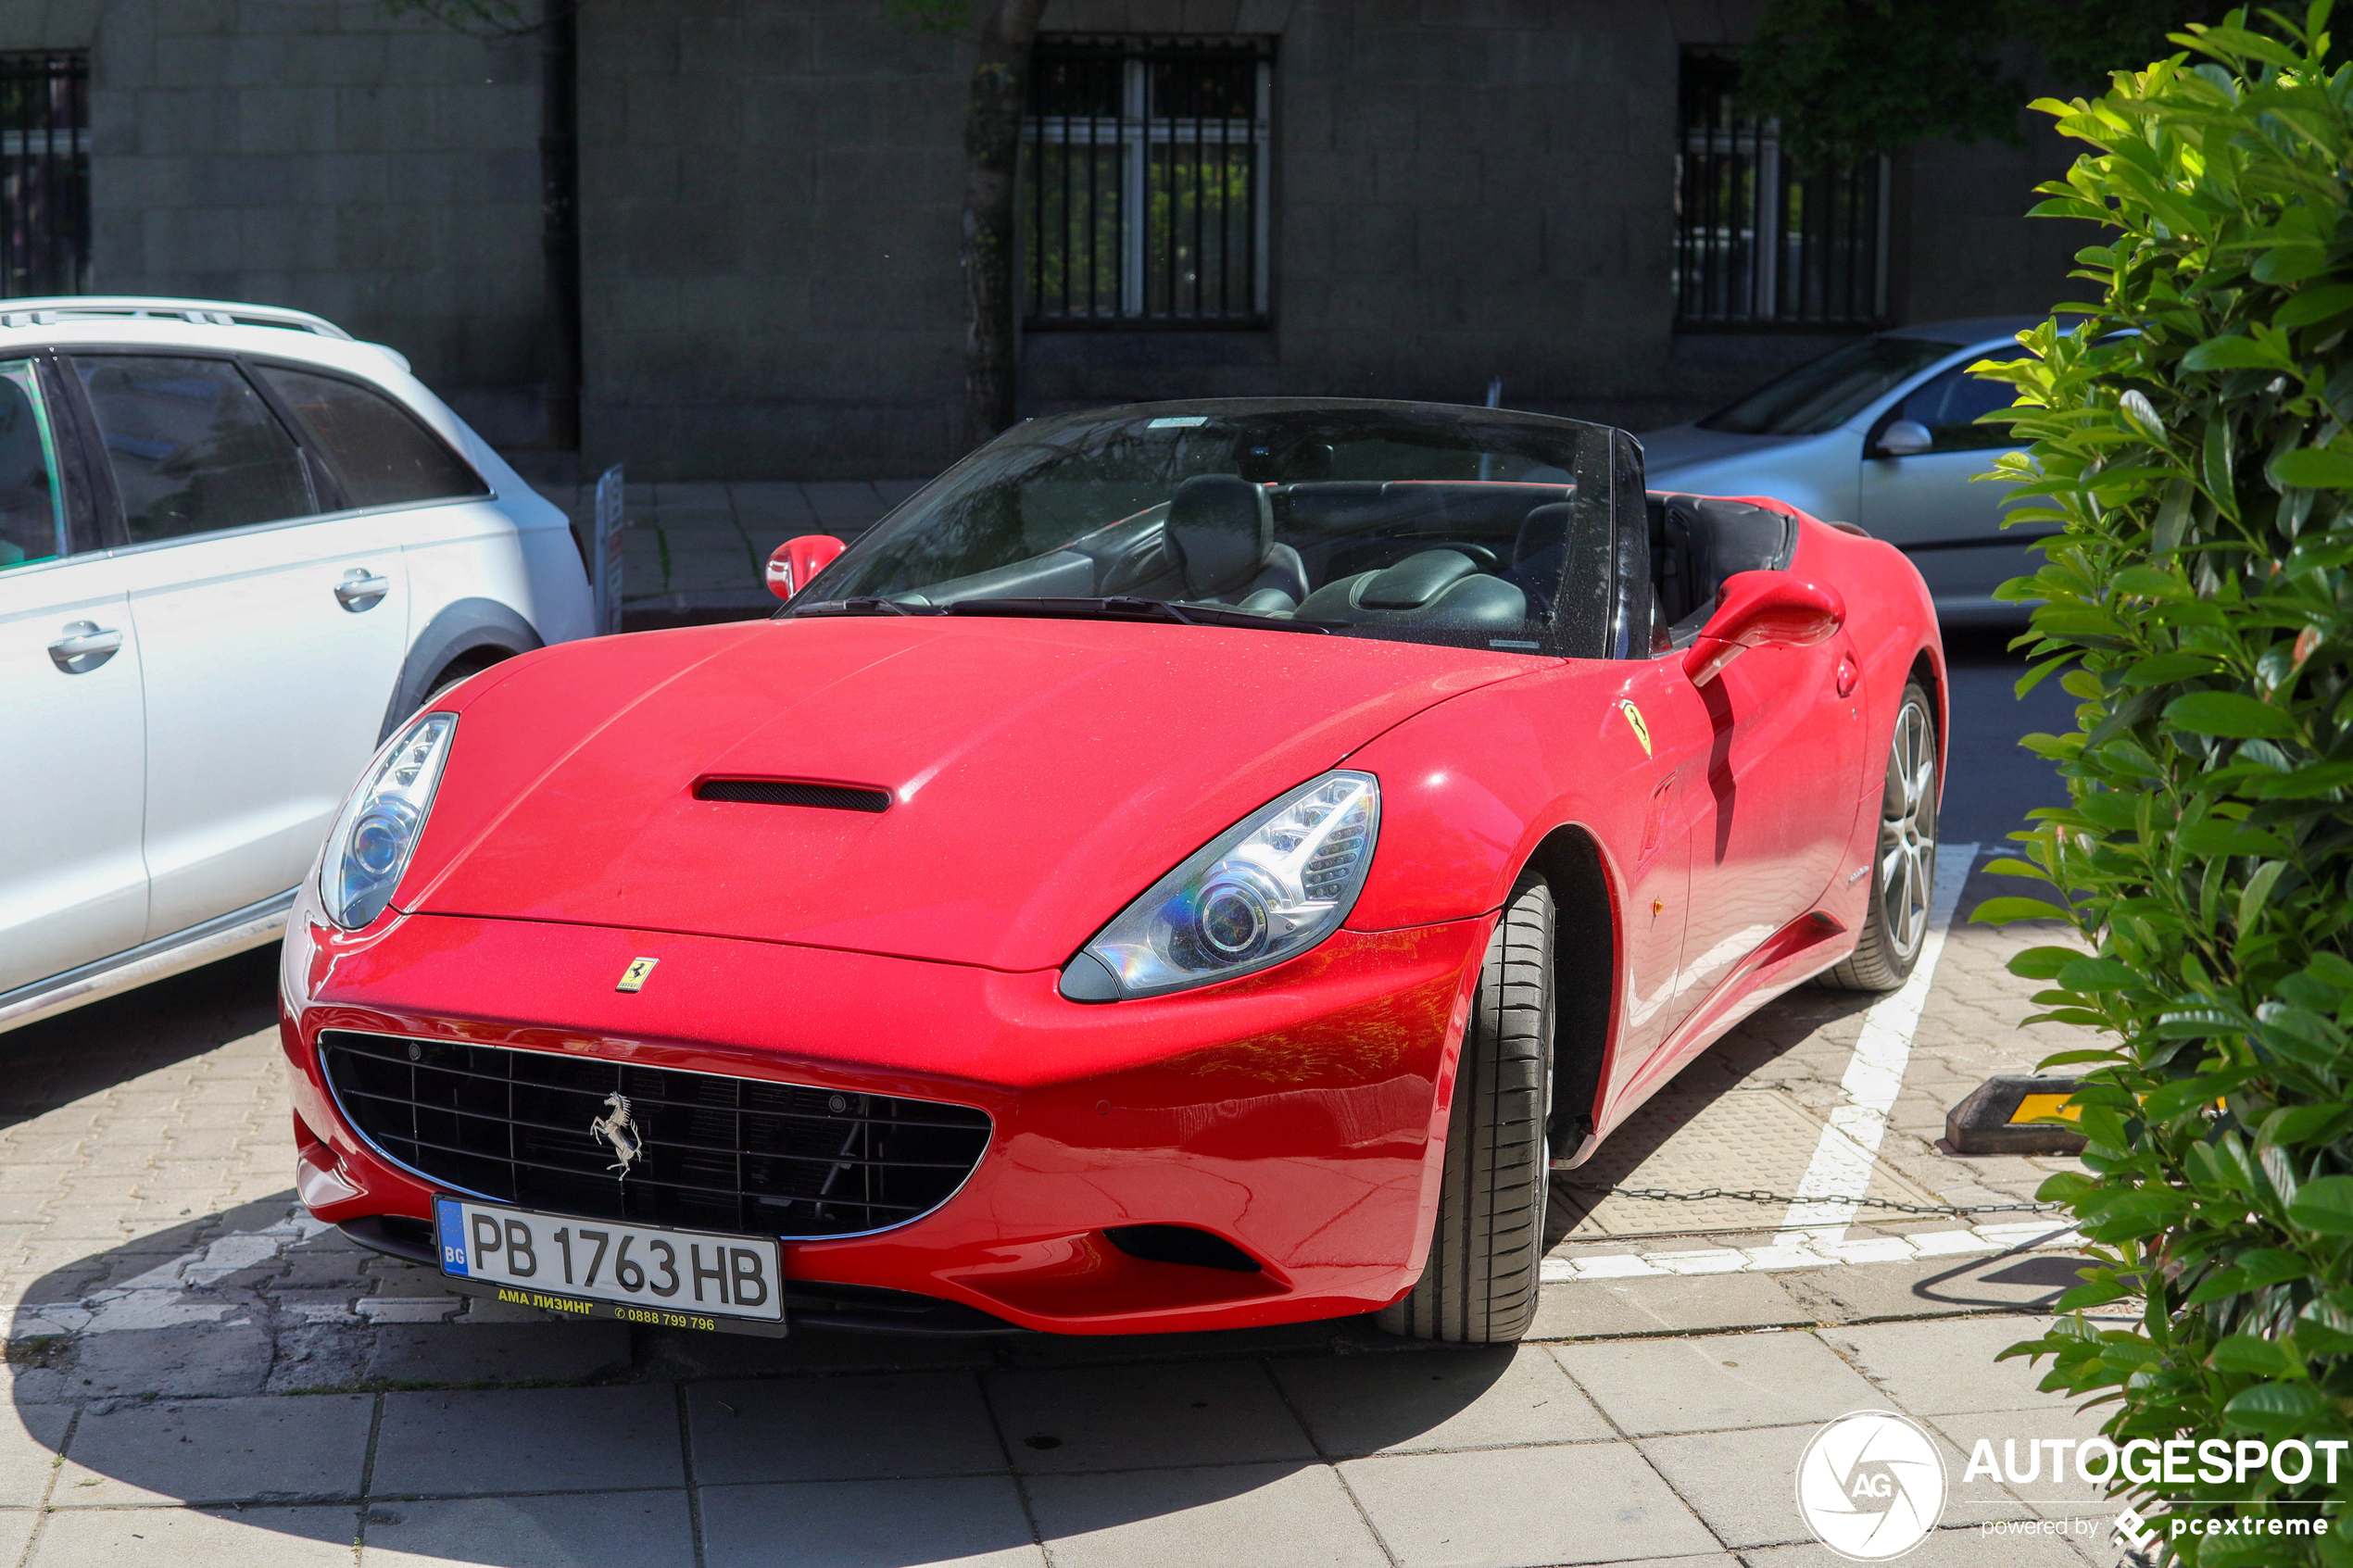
[765,534,846,601]
[1681,571,1845,687]
[1873,418,1933,458]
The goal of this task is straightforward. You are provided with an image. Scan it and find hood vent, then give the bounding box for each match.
[695,777,892,813]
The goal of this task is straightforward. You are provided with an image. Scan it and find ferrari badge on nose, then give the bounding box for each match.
[616,957,658,992]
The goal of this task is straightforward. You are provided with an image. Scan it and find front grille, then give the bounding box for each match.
[319,1031,991,1238]
[696,777,891,812]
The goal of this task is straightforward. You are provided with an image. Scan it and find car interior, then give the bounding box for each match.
[890,474,1594,633]
[1645,492,1797,647]
[879,479,1800,659]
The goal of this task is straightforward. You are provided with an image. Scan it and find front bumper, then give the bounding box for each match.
[280,906,1489,1336]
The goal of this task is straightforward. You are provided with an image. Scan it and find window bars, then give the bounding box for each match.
[0,54,88,299]
[1674,52,1886,330]
[1025,37,1273,327]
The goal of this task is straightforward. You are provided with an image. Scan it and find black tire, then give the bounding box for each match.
[1379,873,1554,1343]
[1821,680,1939,992]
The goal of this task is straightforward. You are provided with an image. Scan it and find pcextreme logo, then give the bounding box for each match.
[1795,1411,1948,1562]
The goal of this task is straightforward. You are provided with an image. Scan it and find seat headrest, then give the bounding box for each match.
[1165,474,1273,596]
[1515,502,1573,566]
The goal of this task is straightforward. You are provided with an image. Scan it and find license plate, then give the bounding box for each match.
[434,1196,785,1333]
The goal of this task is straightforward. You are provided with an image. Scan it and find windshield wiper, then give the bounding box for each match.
[941,596,1331,634]
[784,596,941,619]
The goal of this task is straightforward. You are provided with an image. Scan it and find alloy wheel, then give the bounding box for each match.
[1878,701,1937,960]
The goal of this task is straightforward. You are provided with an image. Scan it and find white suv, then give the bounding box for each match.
[0,297,592,1034]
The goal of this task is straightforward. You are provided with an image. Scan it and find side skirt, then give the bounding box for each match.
[0,889,296,1037]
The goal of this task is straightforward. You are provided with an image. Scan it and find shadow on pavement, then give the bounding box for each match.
[0,947,279,1127]
[16,1195,1515,1562]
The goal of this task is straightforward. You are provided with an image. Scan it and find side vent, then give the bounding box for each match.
[695,778,892,813]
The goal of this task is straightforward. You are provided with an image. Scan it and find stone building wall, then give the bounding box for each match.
[2,0,547,445]
[6,0,2090,478]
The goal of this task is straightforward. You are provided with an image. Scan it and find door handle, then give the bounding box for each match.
[334,568,390,612]
[1835,653,1859,698]
[47,620,123,674]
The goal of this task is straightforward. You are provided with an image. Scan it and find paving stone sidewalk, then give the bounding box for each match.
[0,851,2134,1568]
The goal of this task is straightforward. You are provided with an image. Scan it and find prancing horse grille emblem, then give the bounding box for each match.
[588,1093,646,1181]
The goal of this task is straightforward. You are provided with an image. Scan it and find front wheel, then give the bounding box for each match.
[1821,680,1938,992]
[1378,873,1554,1343]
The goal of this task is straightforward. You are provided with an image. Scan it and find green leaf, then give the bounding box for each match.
[2057,957,2142,991]
[2183,333,2294,370]
[2236,1248,2311,1287]
[2210,1333,2306,1376]
[2286,1174,2353,1234]
[1971,897,2072,925]
[2277,282,2353,329]
[2008,945,2091,980]
[2205,415,2238,519]
[2122,651,2226,684]
[2271,446,2353,489]
[2163,691,2302,739]
[2238,859,2289,933]
[2224,1381,2331,1434]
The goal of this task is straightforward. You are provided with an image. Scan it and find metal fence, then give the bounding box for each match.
[1024,37,1273,327]
[1674,52,1885,330]
[0,54,89,299]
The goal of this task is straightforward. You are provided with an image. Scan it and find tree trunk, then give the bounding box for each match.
[959,0,1046,451]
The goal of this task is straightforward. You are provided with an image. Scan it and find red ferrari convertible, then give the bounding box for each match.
[280,400,1942,1344]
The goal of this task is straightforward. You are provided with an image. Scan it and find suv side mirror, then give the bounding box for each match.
[766,534,846,600]
[1682,571,1845,687]
[1872,418,1934,458]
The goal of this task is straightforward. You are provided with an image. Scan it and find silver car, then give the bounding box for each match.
[1639,316,2040,626]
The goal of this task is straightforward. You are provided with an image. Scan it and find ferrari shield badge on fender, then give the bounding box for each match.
[616,957,658,993]
[1617,700,1654,758]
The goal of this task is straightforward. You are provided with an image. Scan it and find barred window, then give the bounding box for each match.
[1025,37,1273,328]
[1674,52,1886,329]
[0,54,88,298]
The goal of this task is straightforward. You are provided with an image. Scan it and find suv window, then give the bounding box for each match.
[1882,360,2025,453]
[76,356,314,543]
[254,365,487,509]
[0,360,64,571]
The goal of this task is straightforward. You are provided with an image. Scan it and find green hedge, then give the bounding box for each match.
[1977,5,2353,1562]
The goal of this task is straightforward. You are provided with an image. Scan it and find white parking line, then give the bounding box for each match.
[1539,1220,2080,1282]
[1778,842,1978,1239]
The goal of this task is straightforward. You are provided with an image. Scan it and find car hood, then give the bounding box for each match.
[406,615,1536,972]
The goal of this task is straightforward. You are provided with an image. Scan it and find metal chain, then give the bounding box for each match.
[1557,1183,2066,1220]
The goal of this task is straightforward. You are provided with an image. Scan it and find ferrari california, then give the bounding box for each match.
[279,398,1943,1345]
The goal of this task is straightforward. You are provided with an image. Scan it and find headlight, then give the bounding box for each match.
[321,712,456,930]
[1061,771,1380,1001]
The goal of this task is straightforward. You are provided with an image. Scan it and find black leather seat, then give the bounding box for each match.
[1164,474,1311,611]
[1648,494,1796,639]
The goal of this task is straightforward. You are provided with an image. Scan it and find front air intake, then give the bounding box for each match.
[319,1032,991,1239]
[695,777,891,813]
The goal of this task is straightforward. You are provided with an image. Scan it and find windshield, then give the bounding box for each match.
[1698,336,1959,436]
[792,400,1621,657]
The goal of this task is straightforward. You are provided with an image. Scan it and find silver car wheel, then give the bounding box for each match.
[1878,699,1937,960]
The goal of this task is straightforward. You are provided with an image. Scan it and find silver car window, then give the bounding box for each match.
[1697,336,1957,436]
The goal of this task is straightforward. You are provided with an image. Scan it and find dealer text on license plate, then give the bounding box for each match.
[434,1197,783,1330]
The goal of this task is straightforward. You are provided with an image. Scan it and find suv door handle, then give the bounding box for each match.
[48,620,123,673]
[334,568,390,612]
